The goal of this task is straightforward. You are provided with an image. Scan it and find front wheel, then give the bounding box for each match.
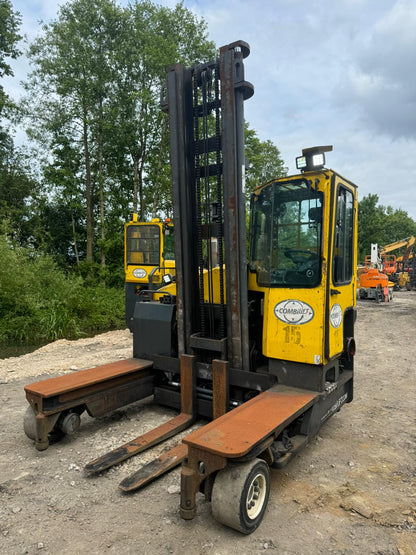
[211,458,270,534]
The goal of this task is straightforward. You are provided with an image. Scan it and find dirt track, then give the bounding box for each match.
[0,293,415,554]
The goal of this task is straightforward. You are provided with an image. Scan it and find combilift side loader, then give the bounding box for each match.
[23,41,358,534]
[124,215,175,329]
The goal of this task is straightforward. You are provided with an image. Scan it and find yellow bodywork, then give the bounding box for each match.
[125,217,175,287]
[249,170,358,366]
[144,170,358,369]
[154,266,226,303]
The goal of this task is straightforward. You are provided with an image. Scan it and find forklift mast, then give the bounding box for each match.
[162,40,253,371]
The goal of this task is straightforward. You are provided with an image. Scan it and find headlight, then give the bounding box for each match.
[296,146,333,172]
[312,153,324,167]
[162,273,173,285]
[296,156,307,169]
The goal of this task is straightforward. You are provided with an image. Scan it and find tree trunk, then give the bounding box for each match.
[98,97,106,287]
[138,157,144,221]
[151,123,167,218]
[82,110,94,266]
[132,153,139,214]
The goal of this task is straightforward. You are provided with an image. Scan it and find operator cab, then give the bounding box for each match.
[248,147,357,383]
[124,216,175,329]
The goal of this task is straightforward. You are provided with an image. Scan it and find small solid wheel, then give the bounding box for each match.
[59,412,81,435]
[23,405,37,440]
[211,458,270,534]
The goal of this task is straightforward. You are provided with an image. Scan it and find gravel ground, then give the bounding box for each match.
[0,293,415,554]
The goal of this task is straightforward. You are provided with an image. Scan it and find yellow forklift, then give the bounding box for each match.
[124,215,175,330]
[24,41,357,534]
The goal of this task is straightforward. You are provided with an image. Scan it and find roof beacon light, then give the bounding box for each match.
[296,145,333,172]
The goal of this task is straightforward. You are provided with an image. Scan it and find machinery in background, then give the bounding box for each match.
[124,215,175,330]
[358,243,393,302]
[388,236,415,289]
[358,268,393,302]
[24,41,358,534]
[400,251,416,290]
[359,237,415,299]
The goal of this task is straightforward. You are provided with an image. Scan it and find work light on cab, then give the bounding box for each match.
[296,145,333,172]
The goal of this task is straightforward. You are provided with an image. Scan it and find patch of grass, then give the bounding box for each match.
[0,235,125,344]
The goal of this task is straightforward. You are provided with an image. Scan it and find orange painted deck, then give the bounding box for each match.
[24,358,153,398]
[183,386,317,458]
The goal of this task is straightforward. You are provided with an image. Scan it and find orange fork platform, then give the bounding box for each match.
[24,358,154,450]
[180,385,318,519]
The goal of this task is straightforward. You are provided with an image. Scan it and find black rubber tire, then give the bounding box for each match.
[211,458,270,534]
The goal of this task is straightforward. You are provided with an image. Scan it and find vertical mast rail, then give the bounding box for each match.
[164,41,253,370]
[165,65,198,356]
[219,42,253,370]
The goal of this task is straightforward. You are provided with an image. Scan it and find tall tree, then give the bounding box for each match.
[24,0,126,272]
[109,0,216,219]
[0,0,21,116]
[244,125,288,197]
[23,0,215,282]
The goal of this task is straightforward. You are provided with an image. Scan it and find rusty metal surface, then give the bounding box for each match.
[183,386,318,458]
[212,359,229,420]
[219,42,253,371]
[25,374,154,417]
[59,371,154,403]
[84,354,197,474]
[25,373,155,451]
[180,354,196,415]
[84,413,193,475]
[34,412,60,451]
[78,376,154,417]
[119,443,188,492]
[180,446,227,520]
[24,358,153,398]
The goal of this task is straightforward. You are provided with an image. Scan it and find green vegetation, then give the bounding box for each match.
[358,194,416,262]
[0,0,21,116]
[0,235,124,343]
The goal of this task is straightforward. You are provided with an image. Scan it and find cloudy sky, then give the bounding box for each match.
[5,0,416,219]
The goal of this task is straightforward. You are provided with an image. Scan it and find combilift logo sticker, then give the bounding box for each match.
[274,299,314,325]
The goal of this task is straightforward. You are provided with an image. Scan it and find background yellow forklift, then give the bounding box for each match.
[124,215,175,330]
[24,41,357,534]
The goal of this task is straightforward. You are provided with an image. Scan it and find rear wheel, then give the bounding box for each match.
[23,405,37,440]
[211,458,270,534]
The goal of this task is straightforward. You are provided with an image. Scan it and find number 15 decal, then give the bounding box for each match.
[283,325,301,344]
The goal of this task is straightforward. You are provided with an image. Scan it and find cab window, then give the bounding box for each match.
[126,225,160,265]
[163,226,175,260]
[250,179,323,287]
[332,186,354,284]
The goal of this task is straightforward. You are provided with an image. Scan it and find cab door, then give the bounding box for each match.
[326,177,357,360]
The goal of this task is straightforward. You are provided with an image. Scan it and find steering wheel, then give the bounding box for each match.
[284,248,319,264]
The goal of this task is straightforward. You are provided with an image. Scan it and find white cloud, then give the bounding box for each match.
[340,0,416,138]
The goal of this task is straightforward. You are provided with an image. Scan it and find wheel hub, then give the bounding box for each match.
[246,472,267,519]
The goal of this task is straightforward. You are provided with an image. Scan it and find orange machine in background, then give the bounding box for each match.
[358,268,393,302]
